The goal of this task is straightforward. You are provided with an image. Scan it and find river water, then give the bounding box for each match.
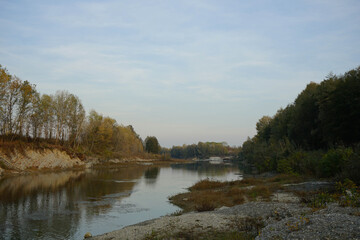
[0,161,242,240]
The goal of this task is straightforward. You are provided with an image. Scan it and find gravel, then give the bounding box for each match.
[258,211,360,240]
[90,201,360,240]
[90,212,233,240]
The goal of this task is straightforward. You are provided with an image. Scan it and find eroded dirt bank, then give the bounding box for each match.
[0,148,85,173]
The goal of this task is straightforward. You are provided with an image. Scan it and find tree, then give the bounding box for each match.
[145,136,160,154]
[16,80,37,136]
[67,94,85,147]
[319,67,360,145]
[0,65,11,135]
[3,76,22,135]
[256,116,272,143]
[40,94,54,139]
[28,92,42,138]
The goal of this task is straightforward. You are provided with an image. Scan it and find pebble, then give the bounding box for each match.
[90,201,360,240]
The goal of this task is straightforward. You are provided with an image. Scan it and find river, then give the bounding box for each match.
[0,161,242,240]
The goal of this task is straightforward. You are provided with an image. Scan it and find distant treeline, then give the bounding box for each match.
[167,142,240,159]
[240,66,360,182]
[0,64,153,158]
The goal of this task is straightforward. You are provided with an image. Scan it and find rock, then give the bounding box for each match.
[90,201,360,240]
[346,189,353,197]
[84,232,92,238]
[271,192,300,203]
[216,206,229,211]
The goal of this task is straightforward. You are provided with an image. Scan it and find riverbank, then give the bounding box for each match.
[90,202,360,240]
[89,176,360,240]
[0,146,188,177]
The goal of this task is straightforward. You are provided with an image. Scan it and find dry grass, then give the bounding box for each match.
[189,179,229,191]
[247,185,271,201]
[170,174,305,212]
[234,178,263,186]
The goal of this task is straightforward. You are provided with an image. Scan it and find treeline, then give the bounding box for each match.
[240,66,360,182]
[168,142,240,159]
[0,64,148,158]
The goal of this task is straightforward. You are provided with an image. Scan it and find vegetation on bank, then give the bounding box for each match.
[0,64,162,162]
[161,175,360,240]
[169,174,305,213]
[240,66,360,183]
[170,175,360,214]
[165,141,241,159]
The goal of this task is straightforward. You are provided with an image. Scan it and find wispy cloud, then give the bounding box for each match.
[1,0,359,146]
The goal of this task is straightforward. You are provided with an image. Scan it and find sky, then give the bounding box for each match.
[0,0,359,148]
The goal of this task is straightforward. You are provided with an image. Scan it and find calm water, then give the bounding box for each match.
[0,161,242,240]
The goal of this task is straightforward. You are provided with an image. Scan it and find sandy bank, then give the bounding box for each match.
[0,148,85,172]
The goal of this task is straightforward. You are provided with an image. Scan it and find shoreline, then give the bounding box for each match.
[0,147,192,177]
[89,179,360,240]
[89,199,360,240]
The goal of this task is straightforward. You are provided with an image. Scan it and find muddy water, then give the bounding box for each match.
[0,161,241,240]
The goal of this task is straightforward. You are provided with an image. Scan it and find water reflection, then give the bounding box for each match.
[171,161,237,177]
[0,162,241,240]
[0,166,146,240]
[144,167,160,185]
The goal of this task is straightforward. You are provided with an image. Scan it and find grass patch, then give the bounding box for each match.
[189,179,228,191]
[247,186,271,201]
[170,174,305,213]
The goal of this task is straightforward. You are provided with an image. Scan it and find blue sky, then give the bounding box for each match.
[1,0,359,147]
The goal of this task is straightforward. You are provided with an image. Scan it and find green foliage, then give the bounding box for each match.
[277,158,293,174]
[304,179,360,209]
[320,147,353,177]
[145,136,160,154]
[308,192,334,209]
[240,66,360,182]
[170,141,236,159]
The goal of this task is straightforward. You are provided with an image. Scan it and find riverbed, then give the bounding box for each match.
[0,161,241,240]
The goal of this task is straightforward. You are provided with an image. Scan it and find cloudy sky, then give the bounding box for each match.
[1,0,359,147]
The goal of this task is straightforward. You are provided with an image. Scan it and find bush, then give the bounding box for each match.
[341,146,360,184]
[277,158,293,174]
[320,147,353,177]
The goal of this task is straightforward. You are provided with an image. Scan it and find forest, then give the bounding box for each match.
[0,64,148,158]
[168,142,240,159]
[240,66,360,183]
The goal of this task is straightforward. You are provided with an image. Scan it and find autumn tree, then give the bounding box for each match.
[67,94,85,147]
[16,80,37,136]
[0,64,148,159]
[40,94,54,139]
[0,65,11,135]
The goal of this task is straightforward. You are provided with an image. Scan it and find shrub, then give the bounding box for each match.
[320,147,353,177]
[189,179,227,191]
[277,158,293,174]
